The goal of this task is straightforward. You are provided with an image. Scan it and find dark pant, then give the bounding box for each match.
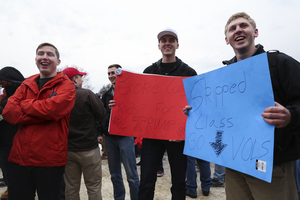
[7,162,64,200]
[0,145,12,186]
[138,138,187,200]
[158,160,164,173]
[60,174,65,200]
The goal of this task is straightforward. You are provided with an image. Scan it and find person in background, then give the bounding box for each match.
[185,156,212,198]
[211,164,225,187]
[62,67,105,200]
[0,67,25,200]
[3,42,76,200]
[101,136,108,160]
[100,64,140,200]
[0,88,6,105]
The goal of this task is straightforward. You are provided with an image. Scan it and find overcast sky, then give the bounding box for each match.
[1,0,300,92]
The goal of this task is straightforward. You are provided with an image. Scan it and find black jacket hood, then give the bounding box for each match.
[0,66,25,84]
[222,44,265,65]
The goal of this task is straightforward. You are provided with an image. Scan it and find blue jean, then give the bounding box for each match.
[294,159,300,200]
[7,162,64,200]
[213,164,225,183]
[186,156,212,196]
[138,138,187,200]
[105,135,139,200]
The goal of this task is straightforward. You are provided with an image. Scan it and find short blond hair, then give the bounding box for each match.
[224,12,256,35]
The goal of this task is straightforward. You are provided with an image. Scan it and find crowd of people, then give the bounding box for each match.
[0,11,300,200]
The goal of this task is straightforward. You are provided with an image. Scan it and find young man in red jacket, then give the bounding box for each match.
[3,43,76,200]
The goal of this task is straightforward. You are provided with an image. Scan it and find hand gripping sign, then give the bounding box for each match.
[183,53,275,182]
[109,69,189,140]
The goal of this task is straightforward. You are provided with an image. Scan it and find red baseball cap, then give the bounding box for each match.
[62,67,87,78]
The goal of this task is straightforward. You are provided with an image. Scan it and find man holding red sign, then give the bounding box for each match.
[137,28,197,200]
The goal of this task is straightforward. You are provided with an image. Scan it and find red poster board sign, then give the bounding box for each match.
[109,69,188,140]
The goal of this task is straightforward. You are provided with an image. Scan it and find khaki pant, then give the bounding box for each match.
[226,161,298,200]
[64,147,102,200]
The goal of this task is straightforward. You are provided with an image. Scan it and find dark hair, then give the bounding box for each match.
[36,42,60,59]
[108,64,122,69]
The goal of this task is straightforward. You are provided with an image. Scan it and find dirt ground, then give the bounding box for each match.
[0,147,226,200]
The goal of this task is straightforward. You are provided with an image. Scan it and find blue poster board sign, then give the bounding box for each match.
[183,53,275,182]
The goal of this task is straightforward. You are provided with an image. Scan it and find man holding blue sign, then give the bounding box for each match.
[186,12,300,199]
[222,12,300,200]
[185,12,300,200]
[183,12,300,200]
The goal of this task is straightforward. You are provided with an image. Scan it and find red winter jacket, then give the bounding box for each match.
[3,72,76,167]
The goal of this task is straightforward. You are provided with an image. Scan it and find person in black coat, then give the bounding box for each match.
[0,66,25,199]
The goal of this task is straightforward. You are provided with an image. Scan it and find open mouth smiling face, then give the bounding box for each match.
[35,46,60,78]
[235,36,245,42]
[225,17,258,51]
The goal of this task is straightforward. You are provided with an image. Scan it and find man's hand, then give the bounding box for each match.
[98,136,103,144]
[169,140,184,142]
[183,105,192,115]
[261,102,291,128]
[108,100,115,109]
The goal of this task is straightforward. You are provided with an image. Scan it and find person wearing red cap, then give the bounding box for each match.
[62,67,105,200]
[137,28,197,200]
[62,67,87,87]
[3,43,76,200]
